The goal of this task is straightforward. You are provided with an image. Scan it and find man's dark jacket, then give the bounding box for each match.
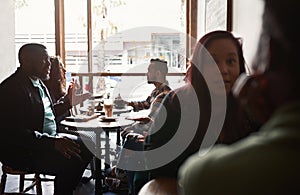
[0,67,71,169]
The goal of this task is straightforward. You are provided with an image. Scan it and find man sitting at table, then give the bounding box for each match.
[0,43,93,195]
[126,58,171,112]
[121,58,171,140]
[108,58,171,194]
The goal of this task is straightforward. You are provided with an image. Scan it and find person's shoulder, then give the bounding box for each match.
[182,131,267,168]
[0,69,21,87]
[0,68,31,92]
[179,125,300,194]
[179,134,266,194]
[172,83,192,94]
[163,83,172,91]
[165,84,193,102]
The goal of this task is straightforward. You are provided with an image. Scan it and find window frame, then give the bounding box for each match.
[53,0,232,93]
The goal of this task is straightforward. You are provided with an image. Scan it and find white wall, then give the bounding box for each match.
[0,1,16,83]
[232,0,264,71]
[197,0,264,71]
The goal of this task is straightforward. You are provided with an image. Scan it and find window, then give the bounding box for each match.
[15,0,55,60]
[14,0,191,99]
[63,0,186,71]
[63,0,187,97]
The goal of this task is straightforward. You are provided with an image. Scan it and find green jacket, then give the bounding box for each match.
[179,101,300,195]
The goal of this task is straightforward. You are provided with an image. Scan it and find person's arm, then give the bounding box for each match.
[122,90,170,138]
[127,96,152,111]
[66,81,91,106]
[53,82,91,116]
[144,92,180,150]
[53,94,72,116]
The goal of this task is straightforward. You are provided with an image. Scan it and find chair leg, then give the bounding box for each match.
[0,172,7,195]
[90,157,96,179]
[0,165,47,195]
[35,174,43,195]
[22,180,37,194]
[19,173,25,193]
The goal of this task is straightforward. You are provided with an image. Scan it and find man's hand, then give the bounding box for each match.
[54,137,81,159]
[136,133,146,142]
[121,127,133,139]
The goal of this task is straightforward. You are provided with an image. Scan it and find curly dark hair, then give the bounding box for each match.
[43,56,67,101]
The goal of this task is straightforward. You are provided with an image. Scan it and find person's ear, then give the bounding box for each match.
[156,70,162,78]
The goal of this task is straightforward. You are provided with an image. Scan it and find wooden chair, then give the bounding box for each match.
[0,165,54,195]
[138,177,179,195]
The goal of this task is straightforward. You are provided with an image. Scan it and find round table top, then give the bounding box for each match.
[60,115,135,130]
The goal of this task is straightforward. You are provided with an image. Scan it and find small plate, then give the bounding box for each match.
[65,114,100,122]
[99,116,117,122]
[125,116,146,121]
[114,105,126,109]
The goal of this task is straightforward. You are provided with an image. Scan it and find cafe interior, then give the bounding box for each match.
[0,0,264,194]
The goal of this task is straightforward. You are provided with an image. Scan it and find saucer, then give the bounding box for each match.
[65,114,100,122]
[99,116,117,122]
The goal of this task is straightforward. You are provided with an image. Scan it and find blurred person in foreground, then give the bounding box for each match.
[140,30,259,194]
[0,43,93,195]
[179,0,300,194]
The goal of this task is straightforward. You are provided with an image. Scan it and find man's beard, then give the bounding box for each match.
[37,73,50,81]
[40,74,50,81]
[32,66,50,81]
[147,75,156,84]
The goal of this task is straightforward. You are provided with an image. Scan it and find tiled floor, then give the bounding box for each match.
[0,163,129,195]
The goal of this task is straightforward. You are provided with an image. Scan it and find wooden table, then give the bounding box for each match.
[60,115,134,195]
